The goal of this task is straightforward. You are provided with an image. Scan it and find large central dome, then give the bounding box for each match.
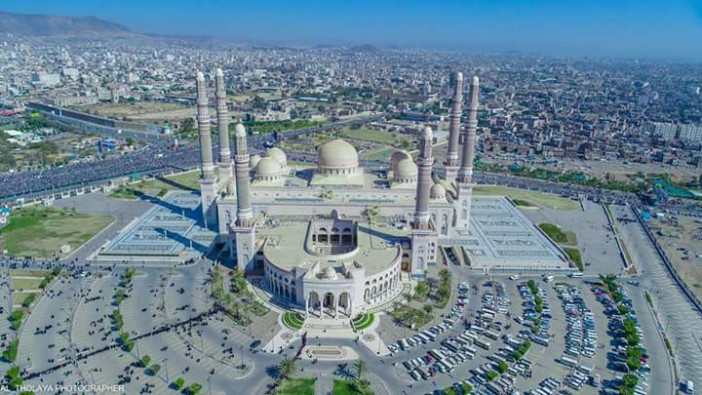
[317,139,359,175]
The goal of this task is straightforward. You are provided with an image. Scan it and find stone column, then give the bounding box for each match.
[334,295,339,319]
[458,76,479,184]
[305,295,309,318]
[444,71,463,181]
[214,68,234,195]
[414,127,433,230]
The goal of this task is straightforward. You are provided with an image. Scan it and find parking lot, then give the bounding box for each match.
[384,271,662,394]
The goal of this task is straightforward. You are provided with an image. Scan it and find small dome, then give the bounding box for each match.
[234,123,246,137]
[250,155,261,169]
[265,147,287,168]
[317,139,358,175]
[430,183,446,200]
[422,126,433,141]
[390,150,411,174]
[395,158,418,179]
[254,157,281,180]
[321,266,338,280]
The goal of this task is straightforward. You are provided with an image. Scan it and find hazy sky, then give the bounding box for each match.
[4,0,702,59]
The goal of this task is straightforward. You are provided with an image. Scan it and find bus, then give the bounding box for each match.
[569,272,584,278]
[560,355,578,368]
[485,330,500,340]
[474,338,491,350]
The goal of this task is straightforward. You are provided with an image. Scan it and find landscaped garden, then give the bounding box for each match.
[351,313,374,330]
[283,312,305,330]
[538,222,577,245]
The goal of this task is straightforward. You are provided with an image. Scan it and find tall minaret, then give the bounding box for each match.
[215,68,235,196]
[456,76,479,229]
[233,123,253,227]
[410,126,438,277]
[414,127,434,230]
[444,71,463,181]
[196,71,218,227]
[231,123,256,271]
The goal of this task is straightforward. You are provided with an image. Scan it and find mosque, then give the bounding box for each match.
[193,70,569,319]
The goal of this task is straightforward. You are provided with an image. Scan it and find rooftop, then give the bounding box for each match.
[259,218,407,276]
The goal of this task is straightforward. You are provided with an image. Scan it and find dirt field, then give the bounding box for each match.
[79,102,188,120]
[649,215,702,301]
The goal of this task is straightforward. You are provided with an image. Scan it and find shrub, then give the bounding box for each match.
[21,293,36,308]
[172,377,186,390]
[2,340,19,362]
[485,370,498,381]
[185,383,203,395]
[147,363,160,375]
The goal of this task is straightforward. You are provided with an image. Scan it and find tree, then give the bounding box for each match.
[172,377,186,390]
[438,268,452,284]
[180,118,195,133]
[185,383,203,395]
[279,358,297,379]
[414,281,430,300]
[140,355,151,368]
[125,137,135,146]
[251,96,266,109]
[423,304,433,314]
[353,359,368,380]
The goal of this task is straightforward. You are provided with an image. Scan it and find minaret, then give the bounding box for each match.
[410,126,438,277]
[231,123,256,271]
[455,76,479,229]
[215,68,235,196]
[233,123,253,227]
[414,127,434,230]
[444,71,463,181]
[196,71,218,228]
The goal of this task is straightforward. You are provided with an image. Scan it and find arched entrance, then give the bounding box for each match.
[323,292,335,318]
[307,292,320,318]
[339,292,352,317]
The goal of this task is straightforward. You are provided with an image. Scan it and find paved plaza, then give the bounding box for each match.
[445,197,570,270]
[95,192,216,262]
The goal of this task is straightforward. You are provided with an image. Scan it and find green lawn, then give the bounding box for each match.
[277,378,316,395]
[12,292,37,306]
[332,379,358,395]
[473,186,580,211]
[110,170,207,201]
[0,206,113,257]
[564,247,583,271]
[10,277,43,290]
[512,198,535,207]
[8,269,48,277]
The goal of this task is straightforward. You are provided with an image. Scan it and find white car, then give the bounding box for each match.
[509,275,520,281]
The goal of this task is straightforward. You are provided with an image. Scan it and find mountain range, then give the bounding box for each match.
[0,11,130,36]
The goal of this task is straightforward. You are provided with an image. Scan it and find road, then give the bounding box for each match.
[614,205,702,386]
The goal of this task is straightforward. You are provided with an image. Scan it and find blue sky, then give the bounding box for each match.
[4,0,702,59]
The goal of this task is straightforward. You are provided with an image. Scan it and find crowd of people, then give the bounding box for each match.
[0,142,202,202]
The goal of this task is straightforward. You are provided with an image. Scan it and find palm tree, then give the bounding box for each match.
[353,359,367,380]
[279,358,297,379]
[438,268,452,284]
